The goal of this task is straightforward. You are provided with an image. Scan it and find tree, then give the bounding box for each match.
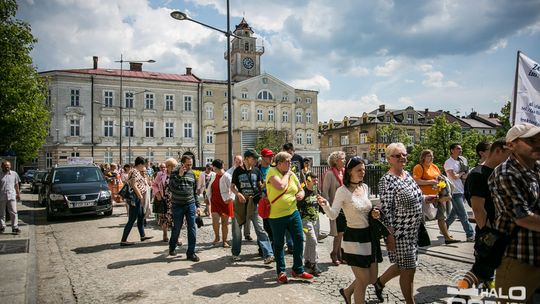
[0,0,49,164]
[461,130,494,166]
[254,130,288,156]
[495,100,511,138]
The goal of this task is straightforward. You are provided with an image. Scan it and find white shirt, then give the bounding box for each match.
[444,157,464,194]
[1,170,20,201]
[322,184,372,229]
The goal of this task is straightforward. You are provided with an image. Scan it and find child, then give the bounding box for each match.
[297,172,322,276]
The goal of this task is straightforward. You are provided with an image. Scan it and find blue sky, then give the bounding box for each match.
[17,0,540,121]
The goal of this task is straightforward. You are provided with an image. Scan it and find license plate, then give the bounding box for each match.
[69,201,96,208]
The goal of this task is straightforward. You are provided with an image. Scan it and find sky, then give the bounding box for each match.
[16,0,540,122]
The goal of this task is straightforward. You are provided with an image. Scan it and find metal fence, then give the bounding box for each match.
[311,165,387,197]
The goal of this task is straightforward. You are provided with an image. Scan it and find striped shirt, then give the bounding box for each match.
[488,156,540,266]
[168,169,197,206]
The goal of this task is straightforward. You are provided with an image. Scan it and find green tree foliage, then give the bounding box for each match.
[377,124,412,146]
[0,0,49,163]
[255,130,288,155]
[461,131,494,167]
[410,115,462,170]
[496,100,511,138]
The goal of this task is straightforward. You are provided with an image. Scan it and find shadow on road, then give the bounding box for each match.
[416,284,451,303]
[107,252,183,269]
[72,239,165,254]
[168,253,272,277]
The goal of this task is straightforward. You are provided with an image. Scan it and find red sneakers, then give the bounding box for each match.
[292,271,314,279]
[277,272,288,284]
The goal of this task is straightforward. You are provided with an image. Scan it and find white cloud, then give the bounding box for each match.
[487,39,508,53]
[318,94,385,122]
[374,59,404,77]
[398,96,415,106]
[290,74,330,91]
[418,64,458,88]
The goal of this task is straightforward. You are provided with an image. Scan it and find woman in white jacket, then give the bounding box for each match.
[206,159,234,247]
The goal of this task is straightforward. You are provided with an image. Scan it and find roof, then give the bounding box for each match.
[235,18,253,33]
[459,118,493,129]
[42,68,201,83]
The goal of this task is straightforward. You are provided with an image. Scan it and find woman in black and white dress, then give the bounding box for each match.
[374,143,437,304]
[317,156,382,304]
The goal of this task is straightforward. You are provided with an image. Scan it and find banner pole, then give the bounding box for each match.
[511,50,521,126]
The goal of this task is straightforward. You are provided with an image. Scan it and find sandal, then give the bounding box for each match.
[330,252,341,266]
[374,277,384,302]
[222,242,230,248]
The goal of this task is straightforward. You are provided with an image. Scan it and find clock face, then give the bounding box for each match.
[242,57,254,70]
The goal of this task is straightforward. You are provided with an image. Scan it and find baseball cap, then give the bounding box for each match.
[260,148,274,157]
[506,123,540,142]
[244,149,260,159]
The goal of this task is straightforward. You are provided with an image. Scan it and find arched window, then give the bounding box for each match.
[257,90,274,100]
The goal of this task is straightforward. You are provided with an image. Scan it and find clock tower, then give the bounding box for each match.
[229,18,264,82]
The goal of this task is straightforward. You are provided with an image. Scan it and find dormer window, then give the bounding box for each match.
[257,90,273,100]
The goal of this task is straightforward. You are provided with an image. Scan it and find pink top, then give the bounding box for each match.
[152,170,168,198]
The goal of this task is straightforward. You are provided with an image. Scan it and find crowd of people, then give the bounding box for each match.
[3,122,537,303]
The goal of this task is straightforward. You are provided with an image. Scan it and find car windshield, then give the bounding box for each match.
[35,172,47,180]
[53,167,104,184]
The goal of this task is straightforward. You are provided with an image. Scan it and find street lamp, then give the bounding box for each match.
[114,55,155,165]
[171,2,237,167]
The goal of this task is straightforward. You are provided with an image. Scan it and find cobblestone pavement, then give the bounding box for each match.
[15,188,486,304]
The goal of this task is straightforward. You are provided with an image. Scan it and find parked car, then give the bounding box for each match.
[22,169,36,183]
[43,164,113,220]
[38,171,50,206]
[31,170,49,194]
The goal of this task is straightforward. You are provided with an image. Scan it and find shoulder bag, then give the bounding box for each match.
[258,178,289,219]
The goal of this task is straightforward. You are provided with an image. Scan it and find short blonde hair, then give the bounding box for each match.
[327,151,346,168]
[385,142,406,161]
[164,158,178,168]
[274,151,292,164]
[420,149,433,164]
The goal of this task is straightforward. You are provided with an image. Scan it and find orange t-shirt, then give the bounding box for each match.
[412,163,441,195]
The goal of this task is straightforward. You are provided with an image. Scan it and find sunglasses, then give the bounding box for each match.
[346,156,363,167]
[391,153,408,158]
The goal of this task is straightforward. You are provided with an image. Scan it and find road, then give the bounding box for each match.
[1,185,493,304]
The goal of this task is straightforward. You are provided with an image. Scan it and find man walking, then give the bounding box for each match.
[1,161,21,234]
[227,155,252,241]
[230,149,274,263]
[168,155,200,261]
[444,143,475,241]
[489,123,540,303]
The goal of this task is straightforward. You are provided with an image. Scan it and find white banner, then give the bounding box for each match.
[512,52,540,126]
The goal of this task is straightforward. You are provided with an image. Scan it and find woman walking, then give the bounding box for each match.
[317,156,382,303]
[206,159,234,247]
[120,156,154,246]
[152,159,177,242]
[375,143,437,303]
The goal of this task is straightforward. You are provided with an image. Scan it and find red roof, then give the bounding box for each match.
[53,68,200,83]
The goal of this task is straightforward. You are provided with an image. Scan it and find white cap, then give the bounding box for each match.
[506,123,540,142]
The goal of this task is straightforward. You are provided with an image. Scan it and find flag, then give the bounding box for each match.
[511,52,540,126]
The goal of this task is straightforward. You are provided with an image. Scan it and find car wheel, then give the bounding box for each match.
[46,205,56,221]
[104,209,113,216]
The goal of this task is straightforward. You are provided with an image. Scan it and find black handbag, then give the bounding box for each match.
[152,199,167,214]
[118,183,135,206]
[417,222,431,247]
[474,226,518,269]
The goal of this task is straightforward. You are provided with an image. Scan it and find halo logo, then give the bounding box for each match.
[446,270,527,303]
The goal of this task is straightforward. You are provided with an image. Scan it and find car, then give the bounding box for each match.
[43,164,113,220]
[22,169,36,183]
[37,171,50,206]
[31,170,49,194]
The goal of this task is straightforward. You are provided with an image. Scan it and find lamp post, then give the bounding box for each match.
[171,2,238,167]
[114,55,155,165]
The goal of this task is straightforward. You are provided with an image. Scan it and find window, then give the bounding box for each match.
[306,112,312,123]
[206,129,214,144]
[386,115,391,122]
[104,151,113,163]
[360,133,367,144]
[296,97,301,103]
[104,90,113,107]
[257,90,274,100]
[328,137,333,146]
[296,111,303,123]
[70,119,80,136]
[125,121,133,137]
[125,92,134,108]
[241,107,249,121]
[407,113,414,123]
[262,77,268,84]
[205,90,213,97]
[257,109,263,121]
[70,89,80,106]
[103,120,114,137]
[46,89,51,106]
[340,135,349,145]
[71,152,80,157]
[184,122,193,138]
[282,111,289,122]
[241,92,248,99]
[46,152,53,169]
[306,97,312,103]
[205,157,214,164]
[145,93,154,109]
[183,95,192,111]
[206,105,214,120]
[407,129,415,144]
[165,95,174,111]
[165,122,174,138]
[223,103,228,120]
[145,121,154,137]
[165,150,174,159]
[282,93,289,101]
[306,133,312,145]
[296,132,303,145]
[268,109,274,121]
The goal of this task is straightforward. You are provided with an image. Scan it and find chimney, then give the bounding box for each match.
[424,108,428,115]
[186,67,192,75]
[470,111,477,118]
[378,104,385,112]
[93,56,98,69]
[493,113,498,118]
[129,62,143,71]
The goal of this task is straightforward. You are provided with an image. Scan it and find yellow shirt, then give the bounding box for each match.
[266,167,300,219]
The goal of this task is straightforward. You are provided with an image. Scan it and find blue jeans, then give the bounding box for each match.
[169,203,197,256]
[232,204,273,258]
[268,210,305,274]
[446,193,474,238]
[121,195,145,242]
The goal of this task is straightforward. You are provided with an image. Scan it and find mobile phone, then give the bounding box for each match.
[313,184,318,195]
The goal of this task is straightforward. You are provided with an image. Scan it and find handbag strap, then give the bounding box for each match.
[270,177,290,204]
